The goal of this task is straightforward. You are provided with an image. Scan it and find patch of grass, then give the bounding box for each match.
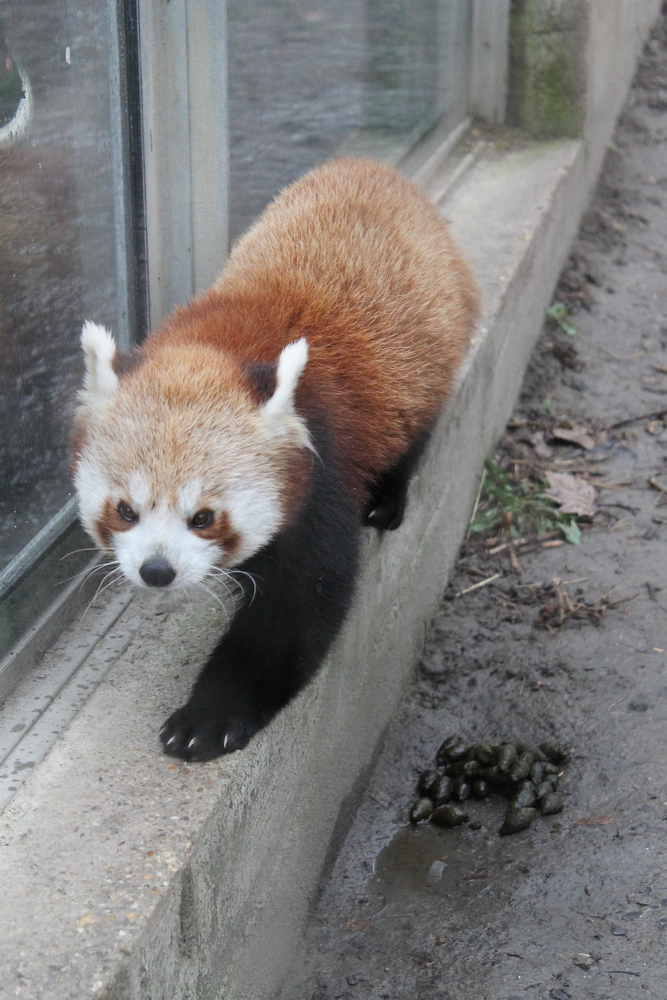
[468,458,582,544]
[546,301,577,337]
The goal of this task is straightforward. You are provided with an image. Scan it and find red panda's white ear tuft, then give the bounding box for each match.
[260,338,313,451]
[80,321,119,410]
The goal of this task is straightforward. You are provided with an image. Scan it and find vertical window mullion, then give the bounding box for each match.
[136,0,229,329]
[137,0,193,327]
[471,0,510,125]
[186,1,229,294]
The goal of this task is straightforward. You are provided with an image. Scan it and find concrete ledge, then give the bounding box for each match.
[0,7,661,996]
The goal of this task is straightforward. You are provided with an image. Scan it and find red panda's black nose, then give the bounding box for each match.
[139,557,176,587]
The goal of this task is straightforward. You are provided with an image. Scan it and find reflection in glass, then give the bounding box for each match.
[0,3,130,576]
[227,0,473,241]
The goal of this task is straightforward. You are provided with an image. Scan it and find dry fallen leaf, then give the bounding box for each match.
[530,430,552,459]
[574,814,615,826]
[552,425,597,450]
[344,919,370,932]
[546,472,596,517]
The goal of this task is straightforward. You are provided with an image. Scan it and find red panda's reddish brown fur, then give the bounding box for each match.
[147,157,479,506]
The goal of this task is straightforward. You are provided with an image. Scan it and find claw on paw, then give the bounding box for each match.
[159,706,262,761]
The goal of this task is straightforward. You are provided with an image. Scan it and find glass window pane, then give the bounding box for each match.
[0,2,132,577]
[227,0,473,241]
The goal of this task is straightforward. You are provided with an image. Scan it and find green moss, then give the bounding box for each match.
[508,0,585,138]
[524,42,583,136]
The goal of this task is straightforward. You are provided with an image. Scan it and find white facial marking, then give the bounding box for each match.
[178,479,204,519]
[128,471,151,508]
[74,455,111,543]
[224,481,282,565]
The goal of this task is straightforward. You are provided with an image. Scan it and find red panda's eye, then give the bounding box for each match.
[190,509,214,530]
[118,501,138,523]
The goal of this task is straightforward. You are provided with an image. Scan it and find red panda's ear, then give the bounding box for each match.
[259,339,314,451]
[243,359,278,405]
[79,321,119,412]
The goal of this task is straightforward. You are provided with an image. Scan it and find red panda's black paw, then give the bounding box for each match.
[363,499,405,531]
[159,708,260,761]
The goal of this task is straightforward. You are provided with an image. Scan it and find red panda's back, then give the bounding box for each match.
[162,158,479,498]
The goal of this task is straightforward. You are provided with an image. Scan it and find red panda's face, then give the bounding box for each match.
[73,323,311,591]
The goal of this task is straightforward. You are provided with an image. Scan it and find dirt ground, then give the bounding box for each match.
[278,15,667,1000]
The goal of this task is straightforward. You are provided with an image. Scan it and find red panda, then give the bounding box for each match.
[72,157,479,760]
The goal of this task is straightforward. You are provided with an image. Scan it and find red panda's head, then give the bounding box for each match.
[72,322,312,589]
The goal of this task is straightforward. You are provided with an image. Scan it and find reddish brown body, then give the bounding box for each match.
[148,157,479,506]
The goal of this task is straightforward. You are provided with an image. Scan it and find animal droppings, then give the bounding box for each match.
[409,737,568,835]
[431,804,469,827]
[410,798,434,823]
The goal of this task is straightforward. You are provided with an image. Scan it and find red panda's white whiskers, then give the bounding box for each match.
[80,567,126,621]
[195,580,233,625]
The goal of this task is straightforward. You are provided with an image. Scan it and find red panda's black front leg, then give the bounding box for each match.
[160,436,361,761]
[363,430,431,531]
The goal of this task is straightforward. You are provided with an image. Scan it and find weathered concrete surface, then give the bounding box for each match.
[0,5,661,998]
[508,0,661,139]
[508,0,589,137]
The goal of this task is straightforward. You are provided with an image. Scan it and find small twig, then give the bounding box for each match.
[601,593,639,611]
[466,467,487,541]
[519,677,526,696]
[597,479,637,488]
[648,476,667,495]
[508,546,523,574]
[493,592,519,609]
[457,563,491,579]
[454,573,501,598]
[492,530,566,554]
[488,537,529,554]
[652,364,667,375]
[607,971,640,977]
[607,695,628,711]
[609,408,667,429]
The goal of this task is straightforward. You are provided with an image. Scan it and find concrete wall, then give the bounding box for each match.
[0,2,661,997]
[508,0,589,136]
[507,0,661,139]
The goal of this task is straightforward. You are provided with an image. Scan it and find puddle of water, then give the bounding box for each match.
[371,806,515,906]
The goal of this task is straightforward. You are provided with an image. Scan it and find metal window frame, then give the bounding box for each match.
[0,0,230,704]
[471,0,511,125]
[137,0,229,328]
